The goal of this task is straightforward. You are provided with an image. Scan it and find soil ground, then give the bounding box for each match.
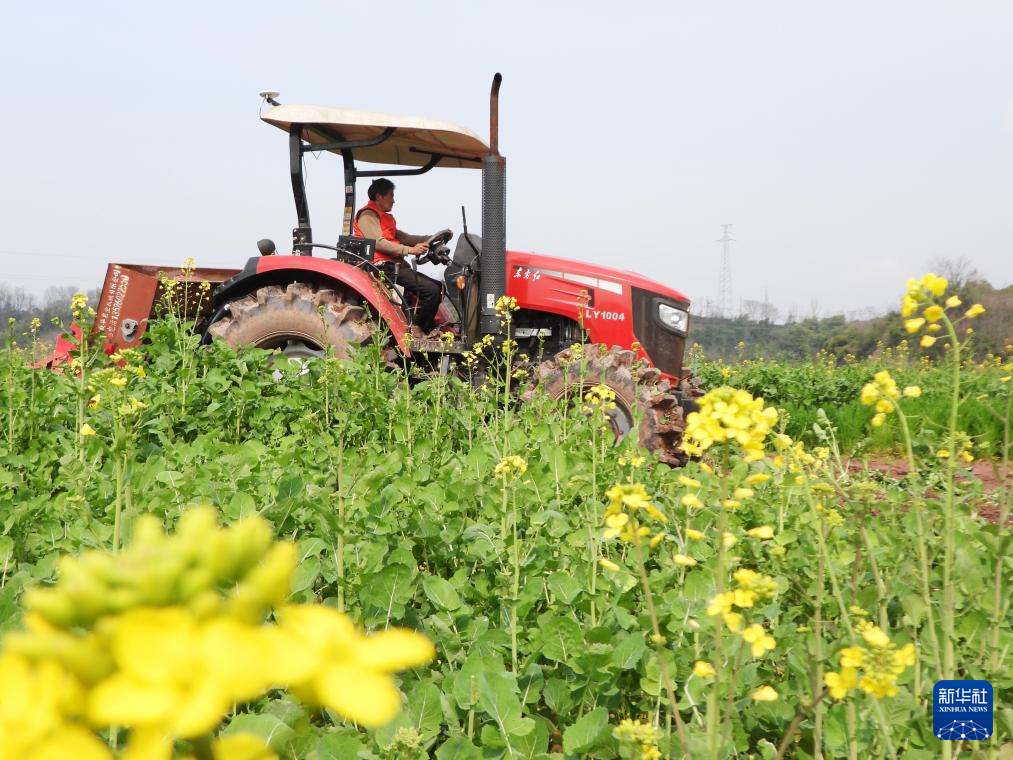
[847,457,1011,525]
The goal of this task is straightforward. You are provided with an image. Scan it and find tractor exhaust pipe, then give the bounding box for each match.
[480,73,506,335]
[490,73,502,157]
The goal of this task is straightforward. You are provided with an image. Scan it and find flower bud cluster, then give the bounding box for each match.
[583,383,618,416]
[494,455,528,480]
[495,295,519,320]
[612,718,662,760]
[859,370,908,428]
[680,387,778,462]
[901,273,985,347]
[0,507,434,758]
[602,482,668,546]
[706,568,778,649]
[824,621,915,700]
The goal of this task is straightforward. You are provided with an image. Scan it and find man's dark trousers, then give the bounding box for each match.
[380,261,442,332]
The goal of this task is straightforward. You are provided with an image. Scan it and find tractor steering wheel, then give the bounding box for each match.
[425,229,454,248]
[418,228,454,265]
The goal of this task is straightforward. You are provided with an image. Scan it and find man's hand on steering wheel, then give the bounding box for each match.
[407,242,429,256]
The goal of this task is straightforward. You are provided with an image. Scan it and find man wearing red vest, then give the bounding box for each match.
[353,178,443,335]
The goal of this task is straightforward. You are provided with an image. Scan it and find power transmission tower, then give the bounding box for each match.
[717,224,734,318]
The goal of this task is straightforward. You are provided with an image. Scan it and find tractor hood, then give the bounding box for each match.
[507,250,690,306]
[262,104,489,169]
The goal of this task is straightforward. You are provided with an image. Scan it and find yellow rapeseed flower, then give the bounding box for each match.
[965,303,985,318]
[935,449,951,459]
[839,647,865,669]
[722,532,737,549]
[685,528,706,541]
[858,622,891,648]
[825,667,858,700]
[751,686,779,702]
[678,475,701,488]
[0,653,109,760]
[860,383,879,406]
[109,375,127,388]
[745,472,771,485]
[741,624,776,657]
[904,318,925,333]
[902,386,921,398]
[680,386,778,461]
[79,424,96,437]
[922,273,948,297]
[681,493,703,510]
[920,335,936,348]
[269,605,435,727]
[747,526,774,540]
[692,661,716,678]
[945,295,962,308]
[672,554,697,567]
[732,568,778,601]
[494,455,528,480]
[599,558,620,572]
[923,305,944,323]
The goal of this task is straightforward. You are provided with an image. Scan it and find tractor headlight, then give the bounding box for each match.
[657,303,689,333]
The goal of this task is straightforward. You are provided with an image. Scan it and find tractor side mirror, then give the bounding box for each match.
[257,239,277,256]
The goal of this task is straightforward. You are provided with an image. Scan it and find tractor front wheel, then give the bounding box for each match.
[206,283,374,359]
[521,345,688,466]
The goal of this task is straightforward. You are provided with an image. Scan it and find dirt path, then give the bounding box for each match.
[846,457,1010,525]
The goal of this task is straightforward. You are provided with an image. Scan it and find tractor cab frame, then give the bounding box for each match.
[257,75,507,346]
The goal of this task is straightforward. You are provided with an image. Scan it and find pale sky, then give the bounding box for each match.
[2,0,1011,318]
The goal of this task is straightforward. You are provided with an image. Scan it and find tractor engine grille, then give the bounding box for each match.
[631,286,687,380]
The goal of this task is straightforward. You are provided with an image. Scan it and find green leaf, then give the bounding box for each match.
[223,713,295,751]
[223,491,257,521]
[406,681,444,742]
[478,671,536,738]
[290,556,321,594]
[512,714,551,758]
[547,571,582,604]
[436,736,482,760]
[611,632,646,670]
[276,474,304,502]
[422,575,463,611]
[315,731,367,759]
[538,616,583,664]
[562,706,610,754]
[543,678,574,715]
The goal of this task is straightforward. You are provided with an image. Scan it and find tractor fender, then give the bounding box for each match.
[208,256,410,352]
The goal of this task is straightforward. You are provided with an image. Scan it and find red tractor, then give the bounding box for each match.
[54,75,698,464]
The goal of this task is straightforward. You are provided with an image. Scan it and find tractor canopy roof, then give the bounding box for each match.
[262,104,489,169]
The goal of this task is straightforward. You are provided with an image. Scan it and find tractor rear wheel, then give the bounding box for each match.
[521,345,688,466]
[206,283,374,359]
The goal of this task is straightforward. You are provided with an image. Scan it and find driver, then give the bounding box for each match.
[353,178,442,335]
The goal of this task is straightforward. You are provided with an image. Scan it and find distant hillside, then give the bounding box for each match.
[689,278,1012,362]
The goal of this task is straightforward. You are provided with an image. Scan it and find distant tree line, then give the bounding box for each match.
[690,265,1012,363]
[1,284,101,344]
